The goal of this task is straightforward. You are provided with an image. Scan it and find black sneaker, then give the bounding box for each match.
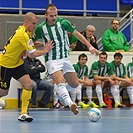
[38,101,49,108]
[31,104,37,108]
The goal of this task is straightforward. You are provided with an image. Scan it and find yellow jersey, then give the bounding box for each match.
[0,26,36,68]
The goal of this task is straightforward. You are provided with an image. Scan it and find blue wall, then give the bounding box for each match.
[0,0,117,14]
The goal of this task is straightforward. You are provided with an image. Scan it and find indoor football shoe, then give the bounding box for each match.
[88,101,99,108]
[70,103,79,115]
[18,114,33,122]
[54,102,64,109]
[130,103,133,107]
[79,102,89,108]
[100,102,108,108]
[120,102,126,107]
[115,102,125,108]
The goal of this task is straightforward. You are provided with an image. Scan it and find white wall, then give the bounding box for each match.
[70,52,133,68]
[4,52,133,98]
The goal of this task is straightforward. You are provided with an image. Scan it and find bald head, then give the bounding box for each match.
[23,12,38,22]
[23,12,38,32]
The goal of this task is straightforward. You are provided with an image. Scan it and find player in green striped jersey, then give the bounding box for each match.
[70,53,98,108]
[126,57,133,80]
[126,57,133,107]
[33,4,99,115]
[110,53,133,107]
[89,52,124,108]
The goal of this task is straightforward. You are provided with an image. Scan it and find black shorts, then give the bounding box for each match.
[0,64,28,90]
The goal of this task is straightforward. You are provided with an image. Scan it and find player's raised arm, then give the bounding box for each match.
[72,30,99,55]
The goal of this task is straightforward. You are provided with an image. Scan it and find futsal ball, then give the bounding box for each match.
[87,108,101,122]
[0,98,6,108]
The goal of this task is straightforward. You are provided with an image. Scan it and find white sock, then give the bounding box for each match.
[69,84,82,103]
[127,86,133,104]
[76,84,82,104]
[53,84,59,106]
[110,85,120,103]
[53,95,59,106]
[66,83,74,92]
[86,86,92,104]
[70,88,77,103]
[55,83,73,107]
[95,85,103,104]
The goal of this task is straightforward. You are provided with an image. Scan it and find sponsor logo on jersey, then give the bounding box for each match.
[28,39,34,47]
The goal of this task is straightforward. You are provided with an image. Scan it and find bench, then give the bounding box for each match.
[17,88,54,108]
[18,87,130,108]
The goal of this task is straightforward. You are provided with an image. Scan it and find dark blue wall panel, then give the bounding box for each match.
[87,0,117,13]
[22,0,49,9]
[0,0,19,7]
[120,0,133,6]
[122,26,130,42]
[0,0,118,14]
[52,0,83,10]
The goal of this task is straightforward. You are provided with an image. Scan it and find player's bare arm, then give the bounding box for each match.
[30,40,54,58]
[72,30,99,55]
[106,76,115,85]
[113,75,132,84]
[34,41,43,47]
[94,75,109,81]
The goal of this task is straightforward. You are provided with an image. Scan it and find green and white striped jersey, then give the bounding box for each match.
[33,17,76,62]
[89,60,114,78]
[126,62,133,78]
[73,62,88,80]
[110,61,126,78]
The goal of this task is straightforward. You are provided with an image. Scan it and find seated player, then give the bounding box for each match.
[110,52,133,107]
[70,53,98,108]
[89,52,124,108]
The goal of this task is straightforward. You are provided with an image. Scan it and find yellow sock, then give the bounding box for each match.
[21,89,32,114]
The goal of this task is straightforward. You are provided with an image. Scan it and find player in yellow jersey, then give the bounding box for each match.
[0,12,54,122]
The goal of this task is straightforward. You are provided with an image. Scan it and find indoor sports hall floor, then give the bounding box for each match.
[0,108,133,133]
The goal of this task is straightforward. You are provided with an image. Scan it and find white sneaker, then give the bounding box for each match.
[70,103,79,115]
[18,114,33,122]
[0,106,4,109]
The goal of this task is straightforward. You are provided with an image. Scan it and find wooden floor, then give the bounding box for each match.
[0,107,133,133]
